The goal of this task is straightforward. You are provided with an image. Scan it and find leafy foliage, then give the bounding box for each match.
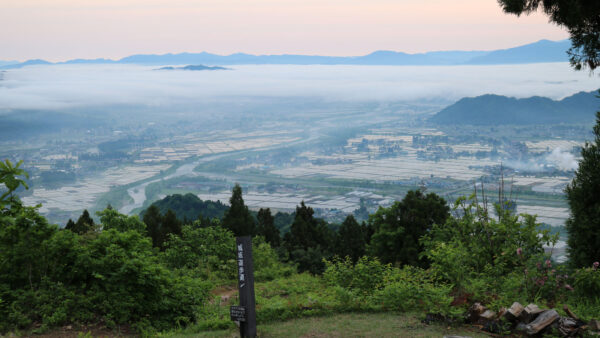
[422,195,557,291]
[0,159,28,210]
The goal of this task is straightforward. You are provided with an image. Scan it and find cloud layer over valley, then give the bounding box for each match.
[0,63,597,112]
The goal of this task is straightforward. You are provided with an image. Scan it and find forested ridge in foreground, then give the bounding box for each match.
[1,113,600,337]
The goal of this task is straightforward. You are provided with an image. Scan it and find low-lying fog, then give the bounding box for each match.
[0,63,597,111]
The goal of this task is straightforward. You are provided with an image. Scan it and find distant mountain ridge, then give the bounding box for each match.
[430,90,600,125]
[1,39,570,69]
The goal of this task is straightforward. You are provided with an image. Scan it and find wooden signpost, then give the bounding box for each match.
[230,236,257,337]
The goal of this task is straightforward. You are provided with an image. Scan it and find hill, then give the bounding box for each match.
[156,65,228,71]
[430,90,600,125]
[0,39,570,68]
[467,39,571,64]
[140,193,229,222]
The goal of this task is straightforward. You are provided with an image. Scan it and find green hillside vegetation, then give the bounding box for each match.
[430,90,600,125]
[140,193,229,223]
[2,157,600,336]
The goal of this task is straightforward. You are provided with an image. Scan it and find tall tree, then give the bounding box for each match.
[222,184,255,236]
[566,111,600,267]
[497,0,600,70]
[368,190,449,267]
[335,214,366,262]
[257,208,280,247]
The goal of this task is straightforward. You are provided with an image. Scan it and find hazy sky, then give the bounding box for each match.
[2,0,569,61]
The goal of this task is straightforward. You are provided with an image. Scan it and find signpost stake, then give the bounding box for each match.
[231,236,257,337]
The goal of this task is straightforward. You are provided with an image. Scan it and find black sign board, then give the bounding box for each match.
[234,236,257,337]
[230,305,246,322]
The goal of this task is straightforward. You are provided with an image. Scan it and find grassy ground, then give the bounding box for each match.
[164,313,488,337]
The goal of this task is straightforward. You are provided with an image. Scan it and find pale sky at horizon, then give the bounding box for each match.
[1,0,570,62]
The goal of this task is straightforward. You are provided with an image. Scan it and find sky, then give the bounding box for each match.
[1,0,569,62]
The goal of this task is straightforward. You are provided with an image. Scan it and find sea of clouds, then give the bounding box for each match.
[0,62,598,111]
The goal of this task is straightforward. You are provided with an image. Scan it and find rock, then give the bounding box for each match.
[506,302,524,321]
[590,319,600,331]
[525,309,560,335]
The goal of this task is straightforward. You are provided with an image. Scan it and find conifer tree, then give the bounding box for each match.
[66,209,94,234]
[335,214,366,262]
[257,208,280,247]
[222,184,255,236]
[143,204,163,247]
[566,111,600,267]
[162,209,182,238]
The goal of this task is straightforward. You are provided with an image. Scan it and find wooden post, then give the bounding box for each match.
[234,236,257,337]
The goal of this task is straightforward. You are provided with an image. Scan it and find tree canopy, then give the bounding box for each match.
[498,0,600,70]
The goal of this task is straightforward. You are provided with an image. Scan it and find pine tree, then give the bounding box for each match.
[257,208,280,247]
[566,111,600,267]
[222,184,255,236]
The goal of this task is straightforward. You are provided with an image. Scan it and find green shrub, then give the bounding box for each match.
[162,224,237,281]
[374,266,456,316]
[323,256,392,294]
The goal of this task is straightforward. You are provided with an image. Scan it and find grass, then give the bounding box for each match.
[163,313,488,337]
